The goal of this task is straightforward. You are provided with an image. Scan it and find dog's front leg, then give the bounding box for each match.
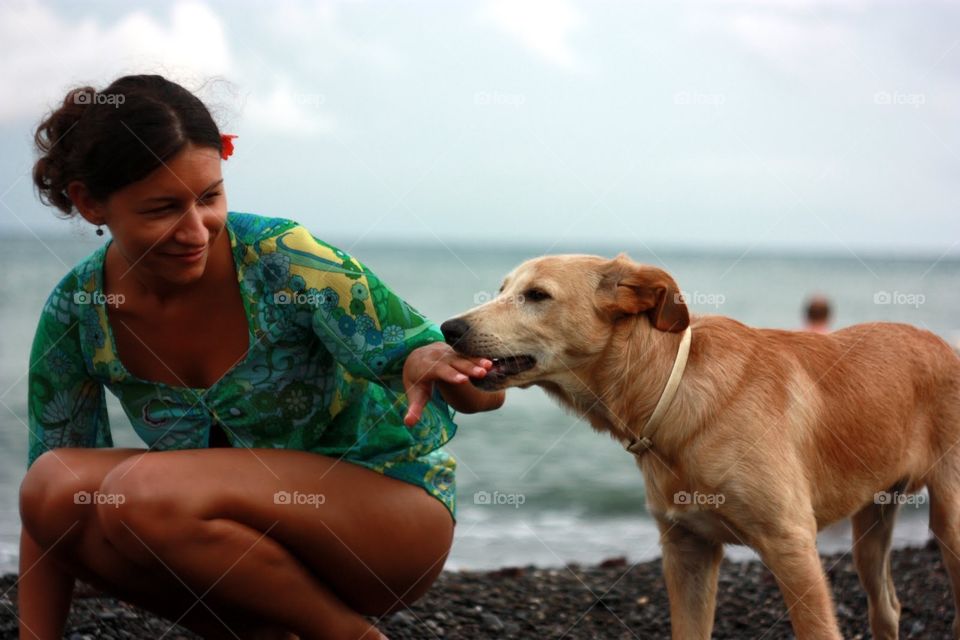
[756,530,842,640]
[659,522,723,640]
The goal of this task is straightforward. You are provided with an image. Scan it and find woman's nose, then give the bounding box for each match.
[173,204,211,245]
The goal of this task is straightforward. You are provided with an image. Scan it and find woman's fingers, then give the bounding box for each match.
[401,347,496,427]
[440,363,470,383]
[418,362,476,384]
[446,358,489,378]
[404,381,432,427]
[427,343,492,372]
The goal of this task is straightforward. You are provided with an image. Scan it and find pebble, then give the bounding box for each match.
[389,610,416,626]
[599,556,627,568]
[480,611,505,630]
[0,544,952,639]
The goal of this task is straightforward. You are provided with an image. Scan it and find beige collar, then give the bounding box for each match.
[624,325,693,456]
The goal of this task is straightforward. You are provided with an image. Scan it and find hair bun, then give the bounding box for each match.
[32,85,98,215]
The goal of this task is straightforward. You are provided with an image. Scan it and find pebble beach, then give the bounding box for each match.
[0,540,952,639]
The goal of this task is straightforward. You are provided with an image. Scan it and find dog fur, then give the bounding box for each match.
[441,252,960,640]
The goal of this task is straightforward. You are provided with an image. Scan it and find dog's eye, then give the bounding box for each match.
[523,288,552,302]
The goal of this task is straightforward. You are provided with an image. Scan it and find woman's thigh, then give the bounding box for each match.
[99,448,455,615]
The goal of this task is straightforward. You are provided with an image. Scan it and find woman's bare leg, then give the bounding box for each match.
[19,448,294,639]
[96,448,453,640]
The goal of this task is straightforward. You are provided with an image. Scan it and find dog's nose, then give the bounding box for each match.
[440,318,470,346]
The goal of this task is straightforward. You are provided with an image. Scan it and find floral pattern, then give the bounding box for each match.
[27,211,460,520]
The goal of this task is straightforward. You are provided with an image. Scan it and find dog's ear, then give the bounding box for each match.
[598,253,689,333]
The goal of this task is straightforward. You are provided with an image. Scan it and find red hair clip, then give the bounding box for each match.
[220,133,238,160]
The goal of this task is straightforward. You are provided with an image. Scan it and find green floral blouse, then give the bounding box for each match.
[27,211,459,520]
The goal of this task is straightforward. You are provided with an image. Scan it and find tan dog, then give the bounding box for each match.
[440,253,960,640]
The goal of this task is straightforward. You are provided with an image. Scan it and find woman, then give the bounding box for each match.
[20,74,503,640]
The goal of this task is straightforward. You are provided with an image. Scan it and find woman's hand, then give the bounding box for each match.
[402,342,505,426]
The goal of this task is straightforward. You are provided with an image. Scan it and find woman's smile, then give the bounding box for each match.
[162,244,207,262]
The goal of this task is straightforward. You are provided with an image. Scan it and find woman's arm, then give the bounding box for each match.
[28,281,114,468]
[402,342,505,426]
[276,223,507,421]
[18,524,75,639]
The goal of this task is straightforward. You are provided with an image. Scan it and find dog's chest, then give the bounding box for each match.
[641,464,745,544]
[660,506,742,544]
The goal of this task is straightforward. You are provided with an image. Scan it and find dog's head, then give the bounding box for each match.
[440,253,689,391]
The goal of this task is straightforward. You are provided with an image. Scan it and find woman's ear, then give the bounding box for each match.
[67,181,107,226]
[598,253,689,333]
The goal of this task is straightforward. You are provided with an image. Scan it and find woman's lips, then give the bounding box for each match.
[163,246,206,262]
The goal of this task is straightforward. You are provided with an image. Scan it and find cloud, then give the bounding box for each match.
[478,0,586,71]
[682,1,866,74]
[241,78,337,136]
[0,0,231,123]
[0,0,337,136]
[721,11,852,71]
[261,0,403,73]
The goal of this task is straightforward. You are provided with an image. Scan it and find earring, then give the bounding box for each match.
[96,225,104,236]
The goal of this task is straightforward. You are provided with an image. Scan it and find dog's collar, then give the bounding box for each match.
[624,325,692,457]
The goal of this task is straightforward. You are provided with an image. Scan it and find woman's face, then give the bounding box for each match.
[91,142,227,288]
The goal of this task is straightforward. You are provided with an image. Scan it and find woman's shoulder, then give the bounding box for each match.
[38,242,108,327]
[230,210,361,270]
[226,210,302,245]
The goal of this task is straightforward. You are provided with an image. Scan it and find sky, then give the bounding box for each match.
[1,0,959,257]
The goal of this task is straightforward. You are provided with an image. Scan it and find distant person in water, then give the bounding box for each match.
[803,294,832,334]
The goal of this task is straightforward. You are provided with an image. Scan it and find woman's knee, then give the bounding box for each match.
[341,506,453,615]
[96,453,211,560]
[20,449,104,547]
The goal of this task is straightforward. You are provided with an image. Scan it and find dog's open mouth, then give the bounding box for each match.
[489,355,536,376]
[473,354,537,388]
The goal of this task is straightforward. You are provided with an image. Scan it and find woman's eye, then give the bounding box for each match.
[144,205,176,214]
[143,192,219,214]
[523,288,551,302]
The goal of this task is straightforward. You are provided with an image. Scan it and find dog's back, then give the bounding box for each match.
[686,317,960,522]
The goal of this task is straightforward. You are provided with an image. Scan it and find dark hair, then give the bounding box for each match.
[805,295,831,323]
[32,74,223,217]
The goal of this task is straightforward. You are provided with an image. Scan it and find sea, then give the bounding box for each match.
[0,230,957,575]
